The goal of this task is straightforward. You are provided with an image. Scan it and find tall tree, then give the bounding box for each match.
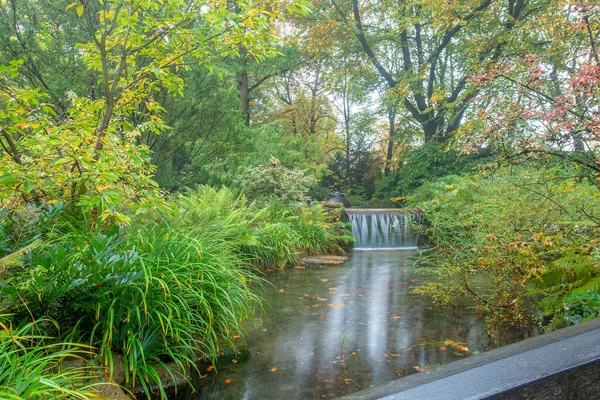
[465,0,599,181]
[329,0,537,169]
[0,0,305,218]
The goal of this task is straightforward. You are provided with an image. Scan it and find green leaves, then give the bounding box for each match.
[65,1,84,17]
[0,174,20,186]
[409,164,600,335]
[0,0,311,223]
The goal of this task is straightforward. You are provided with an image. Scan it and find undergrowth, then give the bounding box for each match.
[407,164,600,337]
[0,185,352,398]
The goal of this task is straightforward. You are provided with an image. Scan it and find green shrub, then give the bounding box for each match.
[175,186,352,265]
[233,160,317,204]
[408,165,600,334]
[292,205,353,255]
[375,142,493,199]
[561,291,600,325]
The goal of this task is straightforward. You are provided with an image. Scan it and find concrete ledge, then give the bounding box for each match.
[340,318,600,400]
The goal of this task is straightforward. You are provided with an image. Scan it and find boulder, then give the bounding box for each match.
[96,384,131,400]
[326,192,351,208]
[323,201,344,209]
[110,353,126,385]
[301,256,348,265]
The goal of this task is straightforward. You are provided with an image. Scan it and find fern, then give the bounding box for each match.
[0,239,43,271]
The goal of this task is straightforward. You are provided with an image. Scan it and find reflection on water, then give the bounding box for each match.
[194,251,492,399]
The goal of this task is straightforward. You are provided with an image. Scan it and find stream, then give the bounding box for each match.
[194,249,491,399]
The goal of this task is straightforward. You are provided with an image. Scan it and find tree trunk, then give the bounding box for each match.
[238,68,250,126]
[572,132,585,152]
[384,106,396,176]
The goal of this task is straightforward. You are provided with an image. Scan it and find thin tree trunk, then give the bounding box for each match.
[384,105,396,175]
[238,68,250,126]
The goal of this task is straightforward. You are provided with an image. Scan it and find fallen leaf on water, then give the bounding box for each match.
[389,315,402,319]
[328,287,338,291]
[224,379,232,384]
[270,368,277,372]
[340,294,350,297]
[328,303,345,308]
[439,346,447,351]
[295,266,305,269]
[320,279,329,282]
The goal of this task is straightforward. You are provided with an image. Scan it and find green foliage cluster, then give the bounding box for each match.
[407,164,600,336]
[560,291,600,326]
[0,319,104,400]
[176,186,352,262]
[375,143,494,199]
[0,186,351,397]
[185,122,329,191]
[233,161,317,204]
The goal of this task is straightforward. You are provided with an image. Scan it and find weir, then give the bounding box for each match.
[346,208,424,250]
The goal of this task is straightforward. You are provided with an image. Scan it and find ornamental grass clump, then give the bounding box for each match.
[0,214,259,398]
[0,319,101,399]
[291,205,353,255]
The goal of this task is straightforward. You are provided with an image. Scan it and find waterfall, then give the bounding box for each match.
[347,209,424,250]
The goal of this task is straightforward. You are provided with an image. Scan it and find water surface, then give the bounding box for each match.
[195,250,491,399]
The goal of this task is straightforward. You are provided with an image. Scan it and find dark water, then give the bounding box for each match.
[194,251,491,399]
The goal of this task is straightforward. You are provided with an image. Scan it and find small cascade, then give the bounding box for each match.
[347,209,424,250]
